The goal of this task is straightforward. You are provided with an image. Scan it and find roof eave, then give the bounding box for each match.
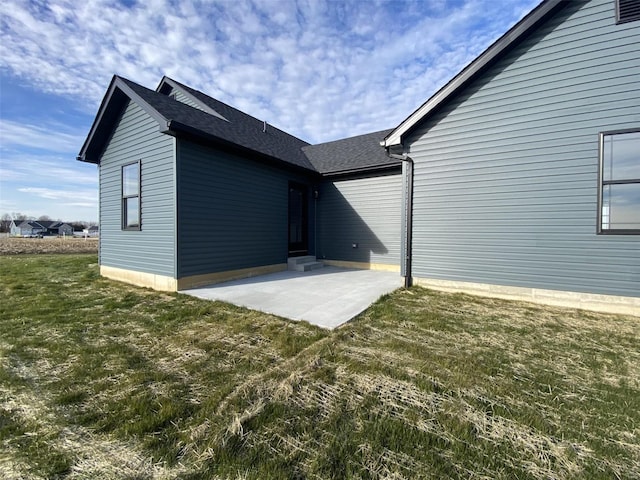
[77,75,120,164]
[77,76,170,164]
[383,0,565,148]
[319,161,402,178]
[166,120,319,175]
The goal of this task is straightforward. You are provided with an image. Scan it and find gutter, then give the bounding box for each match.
[319,161,402,178]
[387,153,413,288]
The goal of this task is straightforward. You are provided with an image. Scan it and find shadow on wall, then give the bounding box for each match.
[316,181,395,265]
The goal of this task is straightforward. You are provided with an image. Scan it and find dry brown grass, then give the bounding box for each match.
[208,289,640,479]
[1,254,639,479]
[0,237,98,255]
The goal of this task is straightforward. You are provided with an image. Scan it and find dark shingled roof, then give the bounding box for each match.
[120,78,316,171]
[303,129,399,175]
[163,78,401,175]
[80,75,400,176]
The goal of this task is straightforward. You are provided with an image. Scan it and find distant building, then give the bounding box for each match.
[10,220,74,237]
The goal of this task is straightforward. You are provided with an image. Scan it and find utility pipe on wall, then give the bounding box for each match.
[387,153,414,288]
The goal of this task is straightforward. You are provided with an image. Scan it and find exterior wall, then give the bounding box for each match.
[176,139,315,279]
[171,89,207,112]
[406,0,639,298]
[99,100,176,277]
[317,171,402,269]
[17,223,43,236]
[58,224,73,236]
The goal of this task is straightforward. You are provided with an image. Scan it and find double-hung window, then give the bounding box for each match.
[122,161,141,230]
[598,130,640,234]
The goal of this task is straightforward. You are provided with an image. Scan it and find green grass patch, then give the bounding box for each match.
[1,254,639,479]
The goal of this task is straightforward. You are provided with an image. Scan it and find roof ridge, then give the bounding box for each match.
[304,128,393,150]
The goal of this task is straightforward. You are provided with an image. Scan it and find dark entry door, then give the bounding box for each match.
[288,182,308,256]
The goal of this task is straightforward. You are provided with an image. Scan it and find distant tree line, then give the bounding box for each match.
[0,213,97,233]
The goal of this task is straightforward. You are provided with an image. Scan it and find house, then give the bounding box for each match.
[78,76,402,291]
[78,0,638,315]
[11,220,46,237]
[382,0,639,313]
[10,220,74,237]
[40,221,74,236]
[52,222,74,236]
[9,220,23,236]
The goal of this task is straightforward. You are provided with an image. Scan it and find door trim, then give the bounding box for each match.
[288,182,308,256]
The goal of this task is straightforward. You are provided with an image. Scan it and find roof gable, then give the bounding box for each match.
[156,76,229,121]
[157,77,316,170]
[18,221,44,229]
[36,221,57,228]
[78,76,315,171]
[77,76,171,163]
[383,0,567,148]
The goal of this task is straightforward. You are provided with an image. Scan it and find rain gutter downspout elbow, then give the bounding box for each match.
[387,152,414,289]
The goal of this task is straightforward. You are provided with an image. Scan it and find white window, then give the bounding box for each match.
[122,161,141,230]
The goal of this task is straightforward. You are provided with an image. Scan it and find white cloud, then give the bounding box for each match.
[0,119,85,153]
[0,185,98,222]
[0,0,537,143]
[17,187,95,202]
[0,154,97,186]
[0,151,98,220]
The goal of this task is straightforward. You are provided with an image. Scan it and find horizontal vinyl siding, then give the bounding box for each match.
[317,172,402,265]
[99,100,175,277]
[407,0,640,298]
[172,90,205,111]
[177,140,314,277]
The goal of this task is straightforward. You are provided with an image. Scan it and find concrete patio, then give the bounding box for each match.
[183,266,403,329]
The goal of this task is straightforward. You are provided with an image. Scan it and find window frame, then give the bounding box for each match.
[616,0,640,24]
[597,128,640,235]
[122,160,141,231]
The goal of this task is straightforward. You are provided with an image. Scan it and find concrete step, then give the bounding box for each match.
[288,256,324,272]
[288,255,317,267]
[295,261,324,272]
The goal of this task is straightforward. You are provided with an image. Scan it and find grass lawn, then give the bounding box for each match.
[1,254,639,479]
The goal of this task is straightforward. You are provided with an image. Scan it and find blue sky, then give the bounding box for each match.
[0,0,538,223]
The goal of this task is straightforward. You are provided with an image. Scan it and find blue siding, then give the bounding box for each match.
[407,0,639,297]
[99,100,176,277]
[176,140,315,277]
[317,172,402,266]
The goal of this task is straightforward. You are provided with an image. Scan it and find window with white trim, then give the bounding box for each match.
[598,130,640,234]
[122,161,141,230]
